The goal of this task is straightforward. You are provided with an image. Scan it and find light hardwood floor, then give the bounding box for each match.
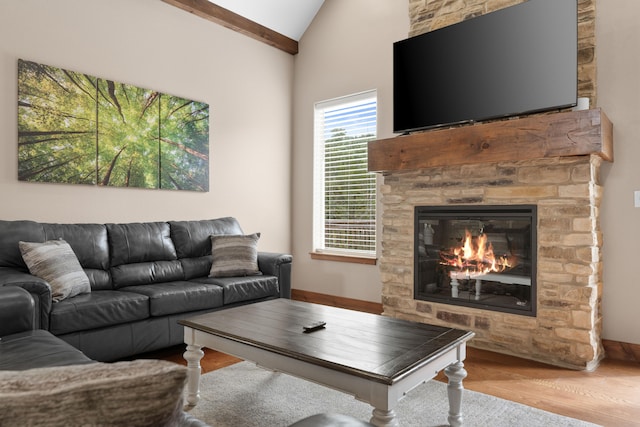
[150,294,640,427]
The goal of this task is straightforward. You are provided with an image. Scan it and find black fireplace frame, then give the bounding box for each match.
[414,205,537,316]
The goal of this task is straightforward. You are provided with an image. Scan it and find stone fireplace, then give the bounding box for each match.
[369,0,607,371]
[368,109,612,370]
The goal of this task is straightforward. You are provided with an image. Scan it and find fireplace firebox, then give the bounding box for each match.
[414,205,537,316]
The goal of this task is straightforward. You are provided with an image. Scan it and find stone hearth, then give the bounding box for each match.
[369,109,612,370]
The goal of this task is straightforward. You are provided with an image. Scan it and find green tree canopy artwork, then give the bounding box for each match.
[18,59,209,191]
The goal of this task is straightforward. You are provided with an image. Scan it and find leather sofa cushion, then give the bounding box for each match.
[120,281,224,316]
[191,275,279,305]
[0,220,45,270]
[43,223,109,271]
[0,330,93,370]
[84,268,112,291]
[180,256,213,280]
[107,222,177,267]
[111,260,184,289]
[170,218,243,259]
[49,290,149,335]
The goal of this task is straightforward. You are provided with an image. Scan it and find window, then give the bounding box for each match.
[313,90,377,259]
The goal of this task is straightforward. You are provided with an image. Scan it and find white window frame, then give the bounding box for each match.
[312,90,377,259]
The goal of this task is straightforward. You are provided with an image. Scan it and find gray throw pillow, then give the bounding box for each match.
[19,239,91,302]
[0,360,187,427]
[209,233,261,277]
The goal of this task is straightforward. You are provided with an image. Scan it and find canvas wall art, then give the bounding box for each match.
[17,59,209,191]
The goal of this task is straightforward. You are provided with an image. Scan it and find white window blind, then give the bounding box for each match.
[313,90,377,257]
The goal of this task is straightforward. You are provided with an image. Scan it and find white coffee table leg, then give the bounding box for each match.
[370,408,399,427]
[183,343,204,409]
[444,361,468,427]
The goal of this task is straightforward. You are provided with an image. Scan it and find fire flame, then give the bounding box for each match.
[440,230,514,276]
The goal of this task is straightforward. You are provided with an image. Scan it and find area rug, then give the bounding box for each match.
[188,361,600,427]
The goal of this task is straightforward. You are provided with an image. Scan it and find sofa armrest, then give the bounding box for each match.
[0,286,35,337]
[258,252,293,299]
[0,267,52,330]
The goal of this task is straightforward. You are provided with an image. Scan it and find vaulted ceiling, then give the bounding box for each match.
[162,0,325,55]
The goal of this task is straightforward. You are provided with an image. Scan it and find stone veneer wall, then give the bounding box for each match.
[408,0,597,105]
[380,155,605,370]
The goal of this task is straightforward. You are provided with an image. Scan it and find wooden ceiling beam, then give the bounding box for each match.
[162,0,299,55]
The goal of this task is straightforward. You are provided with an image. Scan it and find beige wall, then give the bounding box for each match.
[292,0,409,302]
[597,0,640,344]
[0,0,292,253]
[294,0,640,345]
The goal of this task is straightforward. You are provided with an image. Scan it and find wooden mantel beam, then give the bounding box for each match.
[162,0,299,55]
[368,108,613,173]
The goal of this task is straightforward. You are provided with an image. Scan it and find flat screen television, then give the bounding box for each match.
[393,0,577,134]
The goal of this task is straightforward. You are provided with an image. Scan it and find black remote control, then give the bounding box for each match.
[303,321,326,333]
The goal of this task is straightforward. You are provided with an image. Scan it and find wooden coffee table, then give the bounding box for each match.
[179,299,474,427]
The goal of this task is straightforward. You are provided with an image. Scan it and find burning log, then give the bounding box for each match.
[440,230,516,275]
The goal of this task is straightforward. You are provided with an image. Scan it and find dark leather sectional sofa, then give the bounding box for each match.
[0,217,292,361]
[0,221,374,427]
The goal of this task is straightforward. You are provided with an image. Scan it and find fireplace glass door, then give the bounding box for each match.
[414,205,537,316]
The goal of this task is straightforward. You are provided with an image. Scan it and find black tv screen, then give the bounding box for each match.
[393,0,577,134]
